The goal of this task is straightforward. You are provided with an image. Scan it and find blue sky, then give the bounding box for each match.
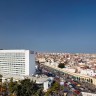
[0,0,96,53]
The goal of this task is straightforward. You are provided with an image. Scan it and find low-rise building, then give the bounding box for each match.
[80,69,96,77]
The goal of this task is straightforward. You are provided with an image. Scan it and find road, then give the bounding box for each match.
[36,62,96,95]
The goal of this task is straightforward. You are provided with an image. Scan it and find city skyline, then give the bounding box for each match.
[0,0,96,53]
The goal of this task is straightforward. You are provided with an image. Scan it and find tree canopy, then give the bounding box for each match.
[58,63,65,68]
[3,78,43,96]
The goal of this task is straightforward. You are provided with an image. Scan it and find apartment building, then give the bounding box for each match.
[0,50,35,76]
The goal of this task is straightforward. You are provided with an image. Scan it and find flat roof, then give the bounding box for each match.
[2,74,51,84]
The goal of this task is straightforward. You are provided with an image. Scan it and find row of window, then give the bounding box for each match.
[0,57,25,59]
[0,69,25,71]
[0,59,25,61]
[0,53,25,55]
[0,62,25,64]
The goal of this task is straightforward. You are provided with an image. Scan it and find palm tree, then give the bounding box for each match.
[13,79,42,96]
[0,74,2,83]
[0,74,2,89]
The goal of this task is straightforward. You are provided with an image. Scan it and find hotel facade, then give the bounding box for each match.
[0,50,35,76]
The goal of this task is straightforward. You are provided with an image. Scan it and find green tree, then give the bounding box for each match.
[45,81,60,96]
[14,79,42,96]
[8,78,18,95]
[58,63,65,68]
[0,74,2,92]
[2,78,43,96]
[0,74,2,82]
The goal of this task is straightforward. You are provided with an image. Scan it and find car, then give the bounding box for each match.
[74,90,80,94]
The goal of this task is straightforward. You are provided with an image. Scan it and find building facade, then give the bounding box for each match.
[0,50,35,76]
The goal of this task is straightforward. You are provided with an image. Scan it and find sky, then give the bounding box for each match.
[0,0,96,53]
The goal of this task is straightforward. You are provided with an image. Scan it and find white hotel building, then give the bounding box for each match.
[0,50,35,76]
